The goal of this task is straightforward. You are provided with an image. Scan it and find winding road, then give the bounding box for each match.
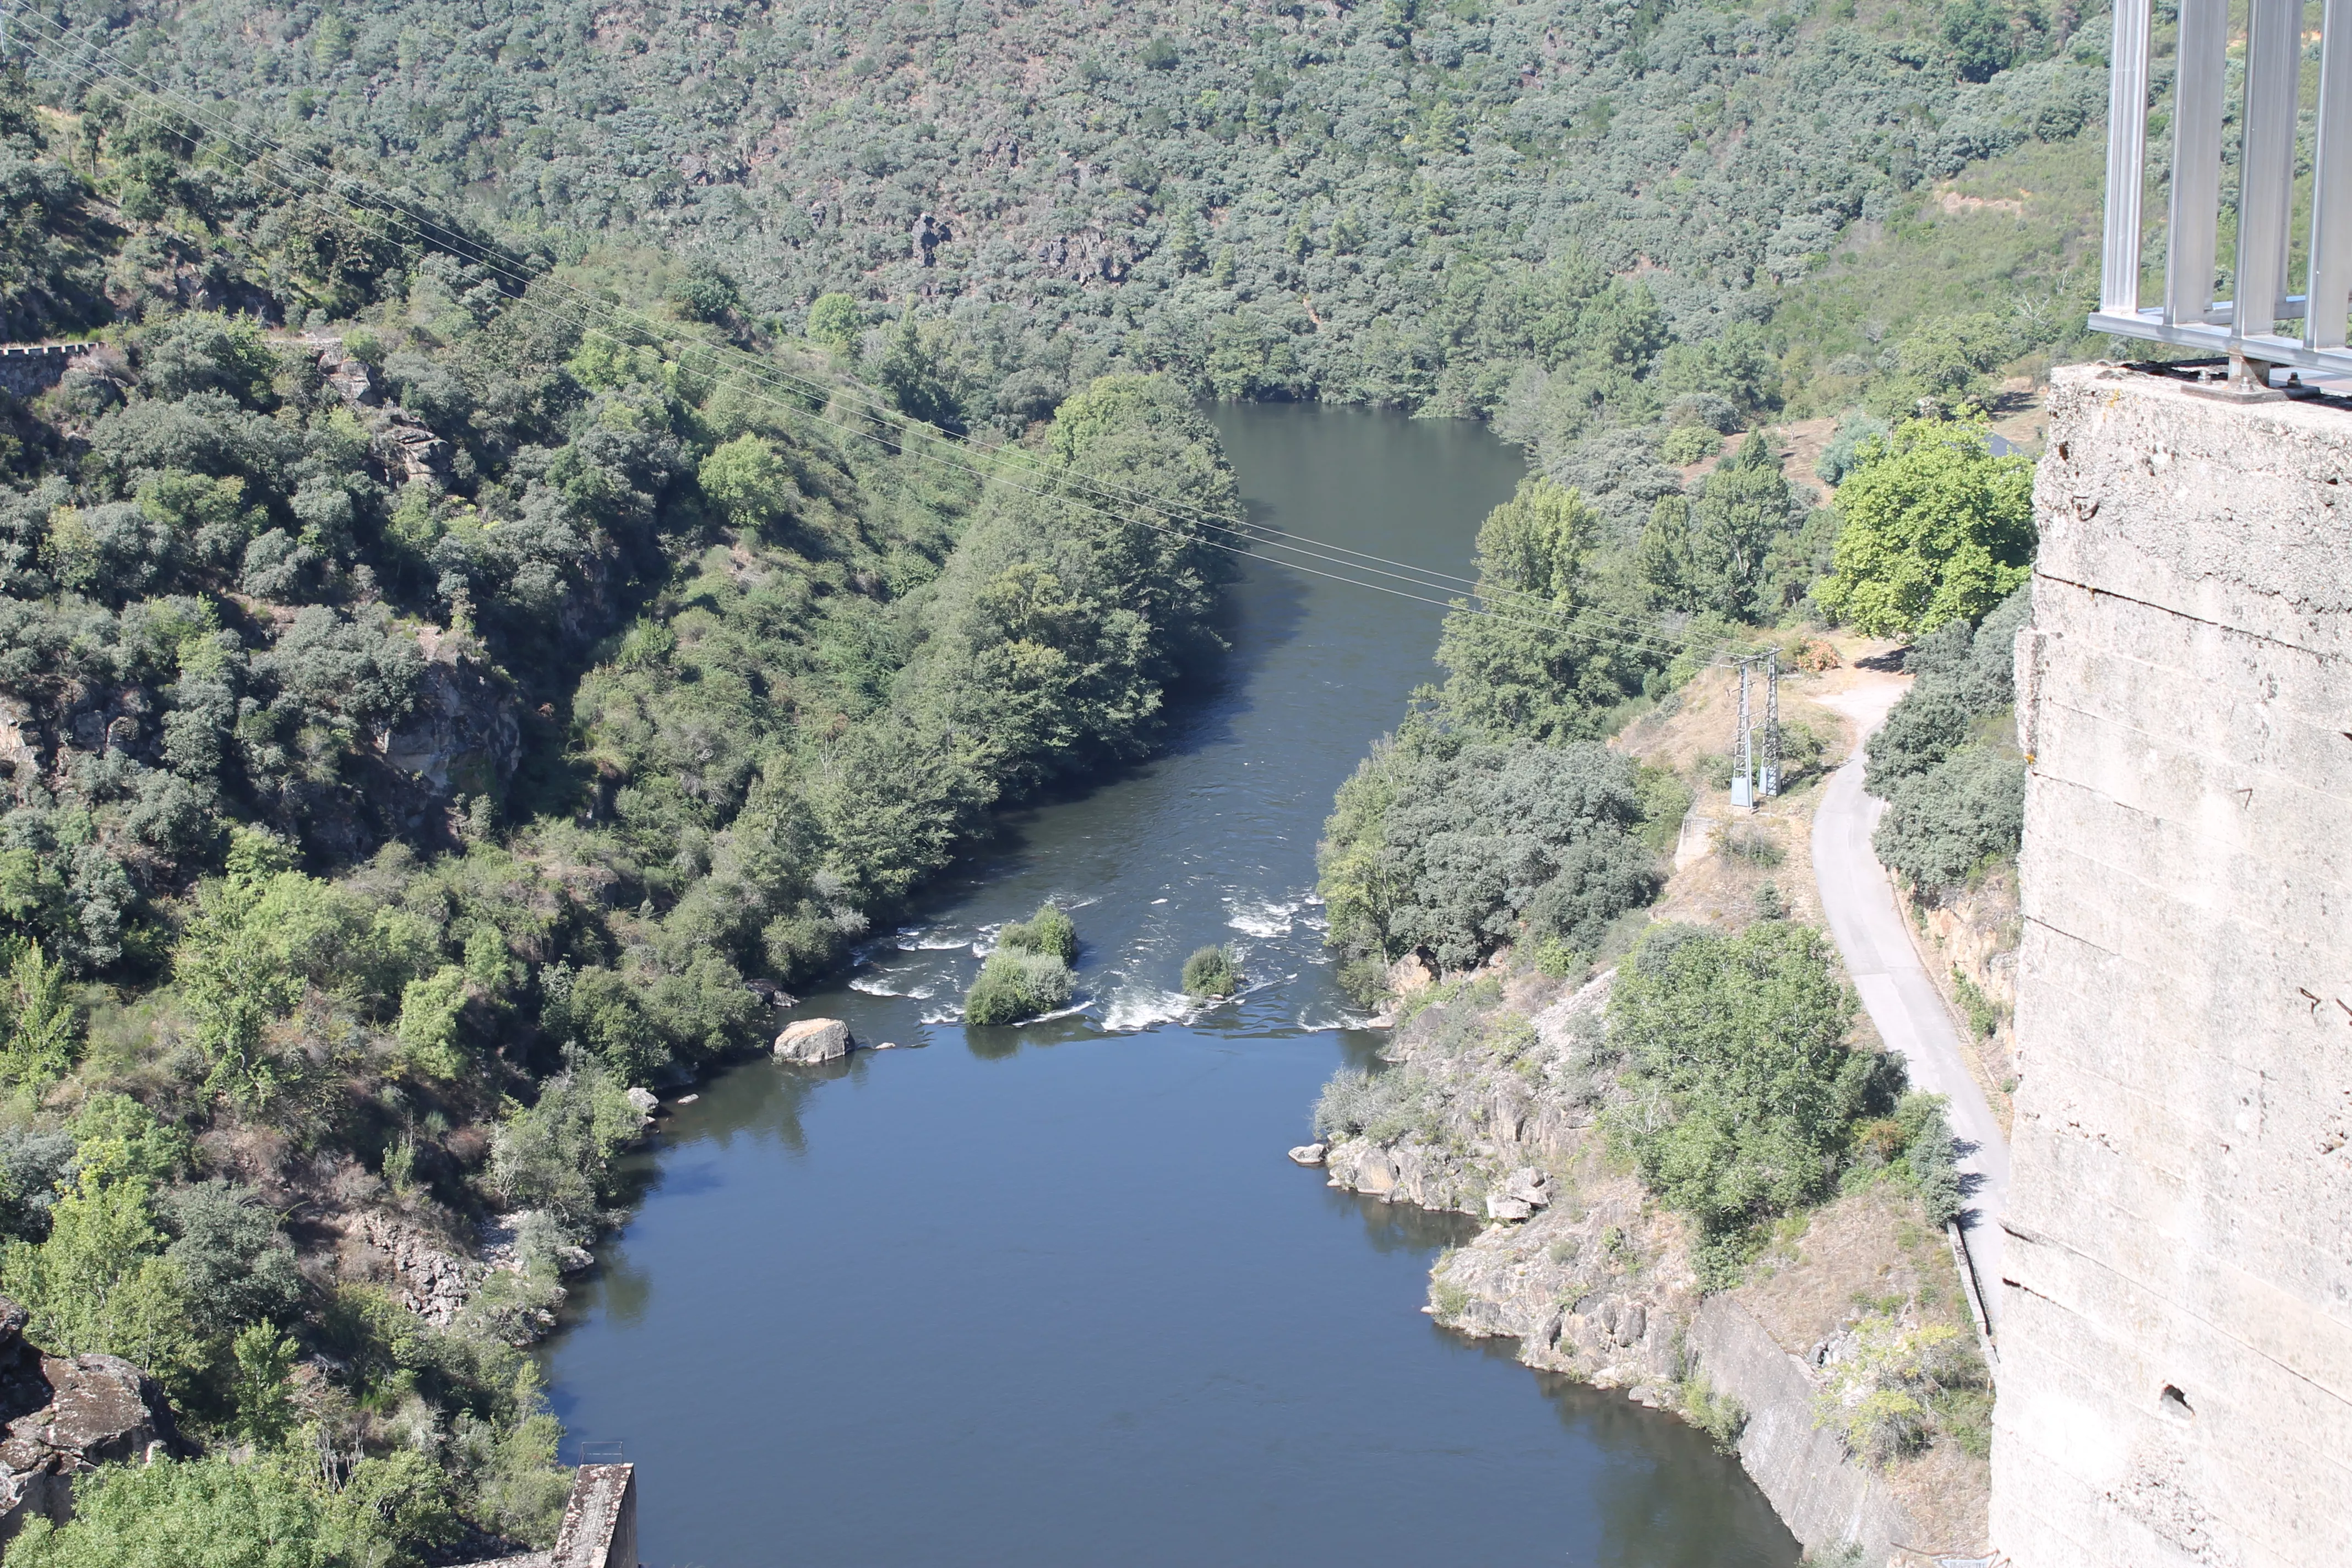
[1812,682,2012,1333]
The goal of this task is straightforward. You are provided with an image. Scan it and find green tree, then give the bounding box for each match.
[0,940,78,1090]
[805,292,862,353]
[0,1157,208,1399]
[394,965,471,1082]
[228,1322,298,1446]
[1815,418,2035,636]
[1685,431,1801,622]
[9,1449,454,1568]
[1605,922,1874,1250]
[1943,0,2019,82]
[696,434,794,530]
[1435,477,1658,739]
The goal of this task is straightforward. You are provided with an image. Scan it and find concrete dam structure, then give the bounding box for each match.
[1994,363,2352,1566]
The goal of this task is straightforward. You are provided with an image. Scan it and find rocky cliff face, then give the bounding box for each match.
[0,1295,183,1544]
[1910,867,2020,1102]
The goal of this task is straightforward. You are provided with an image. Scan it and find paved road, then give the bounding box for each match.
[1812,685,2012,1333]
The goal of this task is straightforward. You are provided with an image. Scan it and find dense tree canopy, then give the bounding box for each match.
[1604,921,1878,1245]
[1816,418,2037,636]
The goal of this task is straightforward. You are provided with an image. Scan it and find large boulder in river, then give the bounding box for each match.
[0,1295,183,1545]
[774,1018,852,1063]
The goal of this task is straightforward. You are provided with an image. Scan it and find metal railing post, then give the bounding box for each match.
[2311,0,2352,349]
[2100,0,2155,315]
[2234,0,2303,344]
[2165,0,2229,327]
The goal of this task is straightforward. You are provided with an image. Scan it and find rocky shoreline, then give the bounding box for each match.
[1313,961,1991,1565]
[346,1015,889,1347]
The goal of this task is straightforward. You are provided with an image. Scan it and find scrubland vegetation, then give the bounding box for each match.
[963,901,1080,1023]
[1866,584,2030,895]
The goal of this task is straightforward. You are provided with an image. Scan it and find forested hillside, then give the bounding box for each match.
[19,0,2111,435]
[0,58,1240,1560]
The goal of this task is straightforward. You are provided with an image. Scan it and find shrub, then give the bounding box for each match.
[0,940,77,1091]
[998,902,1077,963]
[9,1449,457,1568]
[962,950,1074,1025]
[1895,1091,1963,1225]
[1312,1065,1439,1145]
[1863,680,1975,794]
[1815,412,1891,487]
[1658,425,1723,465]
[1631,764,1694,853]
[1181,944,1238,998]
[1680,1372,1749,1453]
[1719,824,1785,867]
[1874,747,2025,891]
[1952,967,2001,1038]
[482,1063,645,1227]
[1605,922,1876,1245]
[0,1162,209,1402]
[159,1179,304,1334]
[805,292,862,352]
[1814,1316,1974,1466]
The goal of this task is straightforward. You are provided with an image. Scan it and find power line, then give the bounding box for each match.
[3,10,1760,671]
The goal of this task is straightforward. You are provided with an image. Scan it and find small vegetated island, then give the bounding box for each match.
[1180,945,1240,1000]
[962,903,1079,1025]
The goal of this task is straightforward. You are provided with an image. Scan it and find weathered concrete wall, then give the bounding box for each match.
[552,1463,637,1568]
[1687,1297,1913,1566]
[0,344,91,400]
[1995,364,2352,1567]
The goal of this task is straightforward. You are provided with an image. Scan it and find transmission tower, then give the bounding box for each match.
[1731,658,1755,809]
[1761,650,1783,797]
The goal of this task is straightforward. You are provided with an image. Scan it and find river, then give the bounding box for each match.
[541,404,1801,1567]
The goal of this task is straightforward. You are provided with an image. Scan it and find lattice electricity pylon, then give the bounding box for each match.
[1760,650,1782,798]
[2090,0,2352,382]
[1730,658,1756,810]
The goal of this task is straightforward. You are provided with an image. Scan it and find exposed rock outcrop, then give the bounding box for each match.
[1320,972,1700,1395]
[340,1210,488,1327]
[376,624,523,815]
[774,1017,852,1063]
[1316,966,1977,1565]
[0,1296,183,1544]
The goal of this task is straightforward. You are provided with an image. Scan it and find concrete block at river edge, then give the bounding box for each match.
[773,1018,852,1063]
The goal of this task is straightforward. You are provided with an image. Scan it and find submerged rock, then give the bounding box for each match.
[774,1017,853,1063]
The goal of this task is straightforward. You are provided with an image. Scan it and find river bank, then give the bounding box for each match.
[1311,660,1996,1566]
[526,404,1804,1566]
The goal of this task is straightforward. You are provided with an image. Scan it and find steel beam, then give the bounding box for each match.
[2312,0,2352,348]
